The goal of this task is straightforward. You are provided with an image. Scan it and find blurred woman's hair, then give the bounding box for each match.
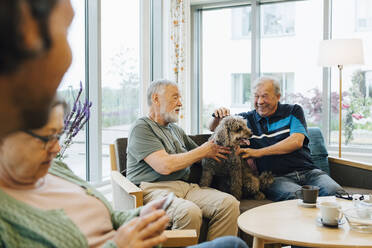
[51,95,69,118]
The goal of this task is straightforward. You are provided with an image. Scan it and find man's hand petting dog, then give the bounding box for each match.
[236,147,264,159]
[201,140,230,162]
[213,107,230,119]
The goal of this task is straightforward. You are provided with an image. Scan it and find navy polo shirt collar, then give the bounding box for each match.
[254,102,284,121]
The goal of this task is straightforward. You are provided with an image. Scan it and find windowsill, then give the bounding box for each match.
[328,150,372,165]
[328,152,372,171]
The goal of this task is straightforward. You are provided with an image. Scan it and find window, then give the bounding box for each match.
[261,1,323,128]
[193,0,372,163]
[101,0,141,179]
[356,0,372,31]
[58,0,86,179]
[201,6,252,133]
[231,73,251,106]
[55,0,148,183]
[331,0,372,157]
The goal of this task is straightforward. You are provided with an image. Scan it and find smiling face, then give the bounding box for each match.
[0,105,64,186]
[158,85,182,124]
[254,81,281,117]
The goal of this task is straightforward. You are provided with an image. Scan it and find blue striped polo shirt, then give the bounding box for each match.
[239,103,316,176]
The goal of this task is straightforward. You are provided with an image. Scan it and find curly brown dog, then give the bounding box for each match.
[200,116,274,200]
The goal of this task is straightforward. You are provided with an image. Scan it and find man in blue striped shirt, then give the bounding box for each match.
[210,77,343,201]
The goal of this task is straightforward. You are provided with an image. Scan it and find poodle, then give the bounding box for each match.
[200,116,274,200]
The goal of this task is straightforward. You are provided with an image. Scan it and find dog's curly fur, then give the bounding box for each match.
[200,116,274,200]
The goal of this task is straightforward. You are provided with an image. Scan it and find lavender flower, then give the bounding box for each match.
[57,82,92,160]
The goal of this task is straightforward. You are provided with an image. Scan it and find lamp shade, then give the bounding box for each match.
[318,39,364,66]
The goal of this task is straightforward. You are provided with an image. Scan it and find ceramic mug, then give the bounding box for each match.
[319,202,343,226]
[295,185,319,204]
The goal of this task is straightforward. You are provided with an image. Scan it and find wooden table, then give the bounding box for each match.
[238,196,372,248]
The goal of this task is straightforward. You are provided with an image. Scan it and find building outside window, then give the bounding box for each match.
[261,2,295,37]
[231,73,251,106]
[231,7,251,39]
[356,0,372,31]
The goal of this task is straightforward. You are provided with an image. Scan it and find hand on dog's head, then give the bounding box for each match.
[212,116,252,147]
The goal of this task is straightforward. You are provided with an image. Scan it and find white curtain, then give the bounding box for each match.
[168,0,191,131]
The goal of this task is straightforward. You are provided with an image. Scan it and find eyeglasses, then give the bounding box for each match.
[24,130,63,150]
[335,190,364,201]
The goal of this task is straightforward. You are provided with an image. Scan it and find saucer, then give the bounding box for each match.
[316,217,345,227]
[297,199,317,208]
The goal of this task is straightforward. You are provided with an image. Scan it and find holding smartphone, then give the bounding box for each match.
[161,192,175,211]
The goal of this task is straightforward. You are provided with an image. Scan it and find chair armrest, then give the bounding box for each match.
[111,171,143,210]
[111,172,198,247]
[163,230,198,247]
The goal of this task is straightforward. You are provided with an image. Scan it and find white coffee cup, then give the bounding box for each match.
[319,202,343,226]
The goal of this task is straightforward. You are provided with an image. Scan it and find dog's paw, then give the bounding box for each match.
[254,192,266,200]
[259,171,274,189]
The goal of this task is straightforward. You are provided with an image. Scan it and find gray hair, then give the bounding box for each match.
[253,76,281,96]
[147,79,178,106]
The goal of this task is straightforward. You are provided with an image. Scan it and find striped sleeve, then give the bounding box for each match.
[290,105,307,136]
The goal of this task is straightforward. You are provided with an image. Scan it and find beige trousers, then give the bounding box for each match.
[140,180,240,241]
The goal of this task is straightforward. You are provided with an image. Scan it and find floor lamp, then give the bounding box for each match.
[318,39,364,158]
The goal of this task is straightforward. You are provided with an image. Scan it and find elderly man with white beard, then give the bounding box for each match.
[127,79,240,242]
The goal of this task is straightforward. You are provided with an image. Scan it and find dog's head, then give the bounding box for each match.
[212,116,252,147]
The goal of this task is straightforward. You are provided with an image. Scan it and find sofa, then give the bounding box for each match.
[110,127,372,246]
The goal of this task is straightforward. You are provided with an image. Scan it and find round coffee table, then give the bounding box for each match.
[238,196,372,248]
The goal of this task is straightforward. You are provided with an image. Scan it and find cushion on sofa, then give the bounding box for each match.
[308,127,330,175]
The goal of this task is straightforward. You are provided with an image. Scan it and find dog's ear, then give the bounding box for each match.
[216,126,228,146]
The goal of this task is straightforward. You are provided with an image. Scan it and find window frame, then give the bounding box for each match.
[78,0,154,184]
[191,0,372,158]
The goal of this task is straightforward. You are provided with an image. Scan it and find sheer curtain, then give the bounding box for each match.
[168,0,191,131]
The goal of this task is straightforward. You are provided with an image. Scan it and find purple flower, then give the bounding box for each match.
[58,82,92,160]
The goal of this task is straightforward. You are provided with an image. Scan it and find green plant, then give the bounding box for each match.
[344,70,372,144]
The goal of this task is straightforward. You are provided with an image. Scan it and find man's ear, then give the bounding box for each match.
[277,93,281,101]
[152,93,160,105]
[19,1,44,53]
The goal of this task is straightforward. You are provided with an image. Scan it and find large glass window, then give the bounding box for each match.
[58,0,86,179]
[261,0,324,128]
[331,0,372,160]
[101,1,141,178]
[201,6,252,133]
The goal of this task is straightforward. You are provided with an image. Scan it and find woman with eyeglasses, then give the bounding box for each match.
[0,99,248,248]
[0,99,170,248]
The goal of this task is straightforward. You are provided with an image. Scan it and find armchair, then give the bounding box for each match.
[110,143,198,247]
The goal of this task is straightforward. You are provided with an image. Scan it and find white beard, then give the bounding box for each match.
[160,106,179,123]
